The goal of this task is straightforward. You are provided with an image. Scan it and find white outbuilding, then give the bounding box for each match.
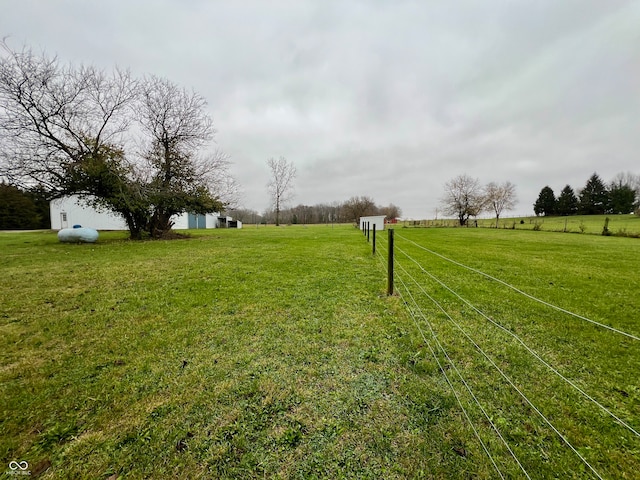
[50,197,127,230]
[359,215,386,232]
[50,195,240,230]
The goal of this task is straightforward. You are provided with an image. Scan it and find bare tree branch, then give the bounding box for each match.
[0,40,136,194]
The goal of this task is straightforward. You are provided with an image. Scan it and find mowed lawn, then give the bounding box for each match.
[1,225,639,479]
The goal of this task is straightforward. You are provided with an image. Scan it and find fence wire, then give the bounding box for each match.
[395,244,640,439]
[394,263,532,479]
[396,233,640,342]
[363,226,638,478]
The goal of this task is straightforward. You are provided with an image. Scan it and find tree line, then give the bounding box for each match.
[534,172,639,216]
[0,41,238,239]
[0,183,50,229]
[227,196,402,225]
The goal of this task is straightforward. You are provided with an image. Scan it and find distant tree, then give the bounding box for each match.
[379,203,402,221]
[579,173,608,215]
[262,208,275,225]
[441,174,484,226]
[288,204,315,224]
[26,185,51,228]
[556,185,579,216]
[0,182,39,229]
[326,201,344,224]
[266,156,296,226]
[226,208,262,224]
[608,179,636,214]
[342,196,378,225]
[611,172,640,200]
[313,203,337,224]
[534,186,556,216]
[484,181,517,228]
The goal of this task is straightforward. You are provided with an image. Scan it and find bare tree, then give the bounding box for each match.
[0,42,239,239]
[0,41,136,194]
[342,196,378,225]
[611,172,640,192]
[441,174,484,226]
[137,75,234,236]
[226,207,262,224]
[379,203,402,221]
[484,181,517,228]
[266,156,296,226]
[197,149,241,210]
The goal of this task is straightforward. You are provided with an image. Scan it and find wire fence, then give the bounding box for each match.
[359,222,640,479]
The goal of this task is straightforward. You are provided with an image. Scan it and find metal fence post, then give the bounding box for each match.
[367,222,370,242]
[372,224,376,255]
[387,228,394,295]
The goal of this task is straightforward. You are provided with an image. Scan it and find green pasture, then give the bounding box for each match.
[1,225,638,479]
[407,214,640,236]
[377,227,640,479]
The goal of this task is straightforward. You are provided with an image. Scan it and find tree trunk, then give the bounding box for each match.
[124,214,143,240]
[149,211,174,238]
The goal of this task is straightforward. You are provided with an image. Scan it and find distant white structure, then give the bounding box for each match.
[359,215,386,232]
[50,196,241,230]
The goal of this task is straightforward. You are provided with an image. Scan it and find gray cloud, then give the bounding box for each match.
[2,0,638,217]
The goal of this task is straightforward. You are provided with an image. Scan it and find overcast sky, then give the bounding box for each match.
[2,0,639,218]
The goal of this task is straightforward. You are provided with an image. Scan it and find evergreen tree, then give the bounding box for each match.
[0,182,40,229]
[26,185,52,228]
[608,181,636,214]
[533,186,556,216]
[579,173,608,215]
[556,185,579,216]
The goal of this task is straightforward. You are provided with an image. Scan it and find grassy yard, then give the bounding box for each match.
[1,225,638,478]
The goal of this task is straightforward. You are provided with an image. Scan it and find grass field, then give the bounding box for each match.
[1,225,639,478]
[406,214,640,237]
[380,227,640,478]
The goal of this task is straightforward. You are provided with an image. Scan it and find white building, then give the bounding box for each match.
[359,215,386,232]
[50,196,241,230]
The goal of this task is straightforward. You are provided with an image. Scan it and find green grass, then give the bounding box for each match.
[379,227,640,479]
[405,214,640,236]
[485,214,640,236]
[1,225,639,478]
[0,226,476,479]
